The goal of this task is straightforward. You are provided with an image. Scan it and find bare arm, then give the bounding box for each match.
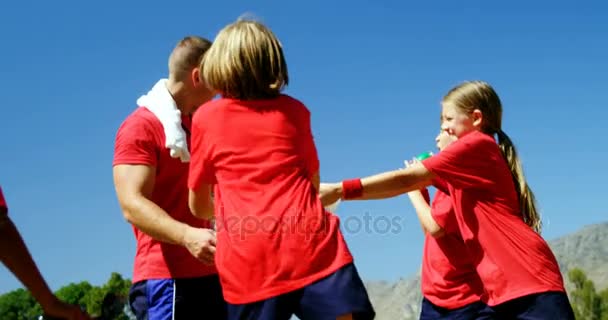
[113,164,189,245]
[114,164,216,264]
[319,162,436,205]
[358,163,435,199]
[0,212,90,319]
[407,190,444,237]
[188,183,214,220]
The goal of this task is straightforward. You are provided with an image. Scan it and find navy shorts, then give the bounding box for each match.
[227,263,375,320]
[129,275,227,319]
[420,298,495,320]
[491,291,575,320]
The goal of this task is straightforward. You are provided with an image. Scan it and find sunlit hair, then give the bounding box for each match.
[201,18,288,100]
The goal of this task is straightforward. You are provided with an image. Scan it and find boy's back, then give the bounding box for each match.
[190,94,354,304]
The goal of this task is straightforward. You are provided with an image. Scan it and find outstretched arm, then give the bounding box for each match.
[0,209,90,319]
[319,162,436,204]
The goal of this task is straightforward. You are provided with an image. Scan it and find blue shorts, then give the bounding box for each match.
[227,263,375,320]
[129,275,227,320]
[491,291,575,320]
[420,298,495,320]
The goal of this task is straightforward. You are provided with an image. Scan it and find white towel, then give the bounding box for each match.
[136,79,190,162]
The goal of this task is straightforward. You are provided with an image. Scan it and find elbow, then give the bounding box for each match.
[118,199,140,224]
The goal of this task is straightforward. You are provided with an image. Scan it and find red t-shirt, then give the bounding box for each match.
[188,94,353,304]
[422,130,565,306]
[421,187,485,309]
[0,186,7,213]
[113,107,217,283]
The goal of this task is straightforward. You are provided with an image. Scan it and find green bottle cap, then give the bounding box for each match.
[415,151,433,161]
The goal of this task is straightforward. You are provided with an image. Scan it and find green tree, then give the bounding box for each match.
[82,272,132,318]
[54,281,93,307]
[569,268,602,320]
[599,288,608,320]
[82,286,106,317]
[0,273,134,319]
[0,288,41,319]
[100,272,132,320]
[102,272,131,297]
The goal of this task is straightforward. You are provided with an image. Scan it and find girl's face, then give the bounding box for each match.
[435,130,457,151]
[440,101,481,138]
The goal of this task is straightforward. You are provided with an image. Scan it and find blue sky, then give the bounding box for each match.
[0,0,606,293]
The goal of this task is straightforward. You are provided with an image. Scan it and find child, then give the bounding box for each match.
[321,81,574,319]
[187,18,375,320]
[406,131,492,319]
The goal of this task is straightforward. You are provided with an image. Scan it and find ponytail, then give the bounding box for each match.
[496,129,542,234]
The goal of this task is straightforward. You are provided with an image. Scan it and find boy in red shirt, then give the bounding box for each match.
[0,186,91,320]
[113,36,226,319]
[321,81,574,319]
[406,132,492,319]
[188,18,374,320]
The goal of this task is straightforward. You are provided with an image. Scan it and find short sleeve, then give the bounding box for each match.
[298,107,320,177]
[113,116,159,166]
[430,190,458,234]
[188,110,216,189]
[422,131,498,189]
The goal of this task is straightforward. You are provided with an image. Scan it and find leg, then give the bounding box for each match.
[173,275,227,319]
[296,263,375,320]
[226,290,300,320]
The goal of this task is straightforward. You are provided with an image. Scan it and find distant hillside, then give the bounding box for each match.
[364,222,608,320]
[550,222,608,290]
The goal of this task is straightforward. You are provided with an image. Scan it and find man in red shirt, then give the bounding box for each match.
[0,185,91,320]
[113,36,226,319]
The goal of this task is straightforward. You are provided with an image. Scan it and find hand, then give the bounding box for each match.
[42,297,91,320]
[319,183,342,207]
[404,159,419,169]
[183,227,217,265]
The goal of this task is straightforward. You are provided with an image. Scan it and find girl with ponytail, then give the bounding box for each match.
[321,81,574,319]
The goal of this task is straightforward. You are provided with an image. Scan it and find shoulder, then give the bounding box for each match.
[279,94,310,115]
[114,107,163,152]
[455,131,498,153]
[117,107,162,137]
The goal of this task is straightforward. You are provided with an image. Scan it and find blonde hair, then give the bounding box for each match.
[442,81,542,233]
[201,18,288,100]
[168,36,212,80]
